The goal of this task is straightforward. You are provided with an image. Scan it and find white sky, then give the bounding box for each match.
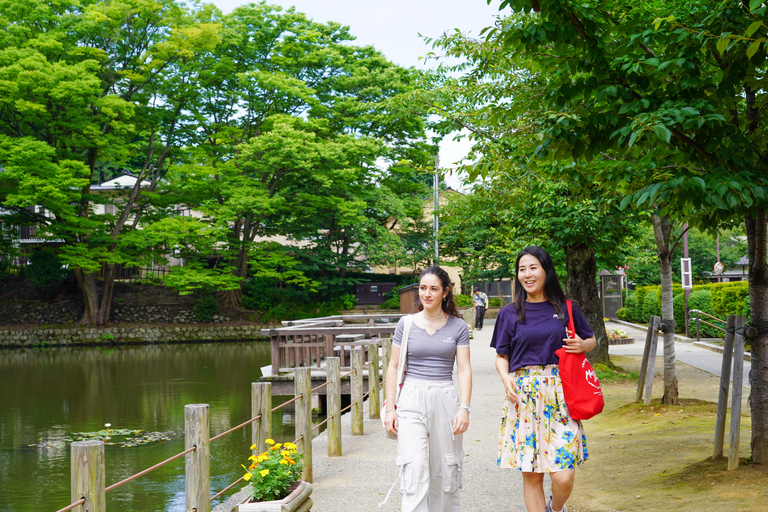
[205,0,503,190]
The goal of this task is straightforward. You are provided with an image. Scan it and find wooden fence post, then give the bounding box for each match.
[71,440,105,512]
[368,343,381,419]
[713,315,736,460]
[326,357,342,456]
[185,404,210,512]
[636,315,658,402]
[295,368,313,482]
[252,382,272,454]
[728,316,746,470]
[643,316,661,406]
[381,337,392,403]
[351,347,365,435]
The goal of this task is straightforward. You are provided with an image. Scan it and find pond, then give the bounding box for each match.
[0,341,316,512]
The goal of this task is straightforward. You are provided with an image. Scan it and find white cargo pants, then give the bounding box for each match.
[396,378,463,512]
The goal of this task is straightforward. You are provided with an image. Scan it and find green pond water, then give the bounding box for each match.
[0,341,313,512]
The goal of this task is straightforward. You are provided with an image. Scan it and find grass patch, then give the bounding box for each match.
[594,362,638,383]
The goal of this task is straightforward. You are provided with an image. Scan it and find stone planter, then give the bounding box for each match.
[609,337,634,345]
[236,481,313,512]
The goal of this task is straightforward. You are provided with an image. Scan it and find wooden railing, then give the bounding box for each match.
[55,341,391,512]
[262,313,402,374]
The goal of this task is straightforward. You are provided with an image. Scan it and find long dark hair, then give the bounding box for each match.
[417,266,461,318]
[513,246,567,323]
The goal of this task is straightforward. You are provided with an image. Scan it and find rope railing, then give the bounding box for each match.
[105,445,197,492]
[210,414,262,442]
[54,498,85,512]
[55,334,392,512]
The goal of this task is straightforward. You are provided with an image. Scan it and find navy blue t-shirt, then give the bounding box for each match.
[490,300,594,372]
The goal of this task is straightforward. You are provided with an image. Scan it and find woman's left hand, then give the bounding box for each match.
[452,409,469,435]
[563,329,590,353]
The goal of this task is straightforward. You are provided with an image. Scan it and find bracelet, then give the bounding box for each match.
[459,405,471,413]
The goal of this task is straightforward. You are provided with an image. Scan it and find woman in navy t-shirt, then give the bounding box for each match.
[491,246,595,512]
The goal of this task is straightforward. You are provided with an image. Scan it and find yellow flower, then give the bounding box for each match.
[249,443,258,450]
[279,459,289,465]
[283,442,297,451]
[243,473,252,481]
[258,454,269,463]
[260,469,270,477]
[265,439,275,445]
[281,450,290,457]
[248,455,258,461]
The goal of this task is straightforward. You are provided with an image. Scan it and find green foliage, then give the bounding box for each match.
[594,363,638,383]
[673,293,686,334]
[338,293,357,311]
[379,288,401,310]
[454,294,473,308]
[710,281,750,317]
[26,250,68,297]
[193,288,219,323]
[687,290,725,338]
[488,297,502,307]
[623,293,640,323]
[243,440,304,502]
[640,290,661,323]
[615,307,630,321]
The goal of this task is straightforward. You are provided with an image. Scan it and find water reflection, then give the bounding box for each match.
[0,342,315,512]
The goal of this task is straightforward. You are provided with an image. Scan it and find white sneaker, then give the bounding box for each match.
[546,496,567,512]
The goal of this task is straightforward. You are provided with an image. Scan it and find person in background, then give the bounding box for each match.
[491,246,596,512]
[384,266,472,512]
[473,288,488,331]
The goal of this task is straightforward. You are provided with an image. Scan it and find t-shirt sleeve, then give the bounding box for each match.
[570,303,594,339]
[490,306,515,354]
[456,318,470,346]
[393,317,405,347]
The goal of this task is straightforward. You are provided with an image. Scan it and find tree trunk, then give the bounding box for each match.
[652,213,679,405]
[747,210,768,464]
[565,242,609,364]
[73,267,115,326]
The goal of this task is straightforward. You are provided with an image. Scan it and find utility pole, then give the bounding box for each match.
[433,154,439,266]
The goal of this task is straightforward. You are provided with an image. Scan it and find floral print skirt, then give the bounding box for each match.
[497,364,588,473]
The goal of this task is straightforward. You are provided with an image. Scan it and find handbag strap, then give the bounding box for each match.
[395,315,413,404]
[566,299,575,337]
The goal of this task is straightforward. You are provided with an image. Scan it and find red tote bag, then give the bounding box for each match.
[555,299,604,421]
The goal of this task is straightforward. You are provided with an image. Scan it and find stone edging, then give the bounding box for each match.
[0,324,266,348]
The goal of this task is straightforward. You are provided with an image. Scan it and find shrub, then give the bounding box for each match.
[623,293,639,322]
[454,294,473,307]
[488,297,502,307]
[640,291,661,323]
[710,281,749,317]
[26,250,68,297]
[687,289,725,338]
[338,293,356,310]
[193,288,219,322]
[615,307,630,321]
[673,293,685,333]
[380,288,400,310]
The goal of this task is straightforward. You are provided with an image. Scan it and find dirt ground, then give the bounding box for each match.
[569,355,766,512]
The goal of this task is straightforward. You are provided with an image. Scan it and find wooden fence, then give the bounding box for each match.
[56,341,391,512]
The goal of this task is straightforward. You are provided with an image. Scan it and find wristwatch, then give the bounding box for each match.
[459,405,471,413]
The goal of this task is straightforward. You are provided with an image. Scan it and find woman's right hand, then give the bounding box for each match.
[502,376,518,404]
[384,409,398,434]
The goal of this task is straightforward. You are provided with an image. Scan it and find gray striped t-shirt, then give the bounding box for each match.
[393,314,470,382]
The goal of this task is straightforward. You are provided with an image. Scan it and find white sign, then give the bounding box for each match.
[681,258,692,289]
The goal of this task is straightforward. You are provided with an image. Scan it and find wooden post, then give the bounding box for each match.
[71,440,106,512]
[295,367,313,482]
[326,357,342,456]
[351,347,365,435]
[252,382,272,455]
[185,404,210,512]
[643,316,661,406]
[368,343,381,419]
[636,315,659,402]
[271,336,280,375]
[728,316,746,470]
[325,334,335,362]
[713,315,736,460]
[381,336,392,402]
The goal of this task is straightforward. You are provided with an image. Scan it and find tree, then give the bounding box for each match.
[0,0,219,324]
[154,3,432,304]
[481,0,768,459]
